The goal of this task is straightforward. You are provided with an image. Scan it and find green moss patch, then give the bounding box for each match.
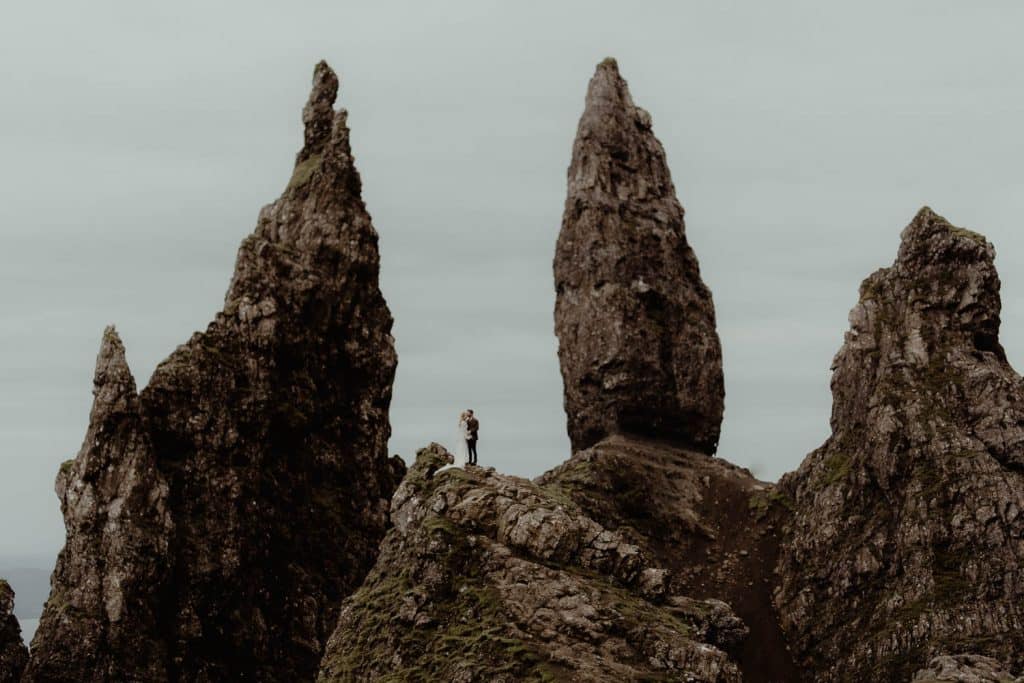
[947,225,986,244]
[323,573,561,682]
[287,153,322,191]
[748,489,794,519]
[822,452,852,486]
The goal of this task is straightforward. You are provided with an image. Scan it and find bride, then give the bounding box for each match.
[437,410,472,473]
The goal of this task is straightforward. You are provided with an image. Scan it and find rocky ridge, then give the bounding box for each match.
[553,58,724,455]
[0,581,27,683]
[26,61,403,682]
[776,208,1024,680]
[318,444,746,682]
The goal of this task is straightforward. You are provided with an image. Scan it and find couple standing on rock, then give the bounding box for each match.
[440,410,479,472]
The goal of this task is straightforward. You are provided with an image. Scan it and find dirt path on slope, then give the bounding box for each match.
[682,475,802,683]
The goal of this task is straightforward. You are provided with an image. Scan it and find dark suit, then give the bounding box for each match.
[466,416,479,464]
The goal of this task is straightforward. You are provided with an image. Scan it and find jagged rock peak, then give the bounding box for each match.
[28,61,402,682]
[898,205,991,261]
[300,61,340,162]
[585,58,634,113]
[284,60,361,204]
[570,57,664,202]
[896,206,1002,352]
[90,325,137,417]
[554,58,724,454]
[24,328,172,682]
[879,206,1000,349]
[0,580,28,683]
[225,61,370,312]
[776,208,1024,680]
[827,206,1017,466]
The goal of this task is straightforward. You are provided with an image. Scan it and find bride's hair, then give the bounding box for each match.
[458,410,469,422]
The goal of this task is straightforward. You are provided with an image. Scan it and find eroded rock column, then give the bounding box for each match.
[554,58,724,454]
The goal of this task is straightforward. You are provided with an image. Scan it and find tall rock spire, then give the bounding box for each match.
[299,61,340,163]
[27,62,403,682]
[554,58,724,454]
[775,208,1024,680]
[25,327,172,681]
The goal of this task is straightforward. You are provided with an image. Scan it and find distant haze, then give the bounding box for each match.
[2,1,1023,618]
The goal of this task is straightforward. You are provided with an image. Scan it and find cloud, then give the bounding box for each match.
[3,1,1024,559]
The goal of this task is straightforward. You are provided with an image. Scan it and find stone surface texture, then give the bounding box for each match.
[25,61,403,683]
[24,328,172,682]
[775,208,1024,681]
[538,436,801,683]
[553,58,724,454]
[0,581,27,683]
[912,654,1023,683]
[318,444,745,683]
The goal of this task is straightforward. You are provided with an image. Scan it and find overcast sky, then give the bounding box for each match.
[2,1,1023,573]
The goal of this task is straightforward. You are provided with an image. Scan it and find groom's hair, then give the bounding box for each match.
[467,409,474,415]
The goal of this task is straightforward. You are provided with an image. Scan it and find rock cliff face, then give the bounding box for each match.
[0,581,28,683]
[776,208,1024,681]
[26,61,403,682]
[25,328,172,681]
[318,445,745,682]
[553,58,724,454]
[538,437,801,683]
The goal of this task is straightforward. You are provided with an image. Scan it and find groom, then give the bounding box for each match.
[466,409,479,465]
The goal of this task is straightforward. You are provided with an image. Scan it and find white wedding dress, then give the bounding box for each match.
[437,419,471,473]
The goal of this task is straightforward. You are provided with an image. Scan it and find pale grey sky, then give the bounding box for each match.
[2,0,1023,593]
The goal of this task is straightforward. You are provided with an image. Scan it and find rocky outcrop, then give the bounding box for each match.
[776,208,1024,681]
[0,580,28,683]
[537,436,801,683]
[318,445,745,682]
[25,328,172,681]
[26,61,403,682]
[553,58,723,454]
